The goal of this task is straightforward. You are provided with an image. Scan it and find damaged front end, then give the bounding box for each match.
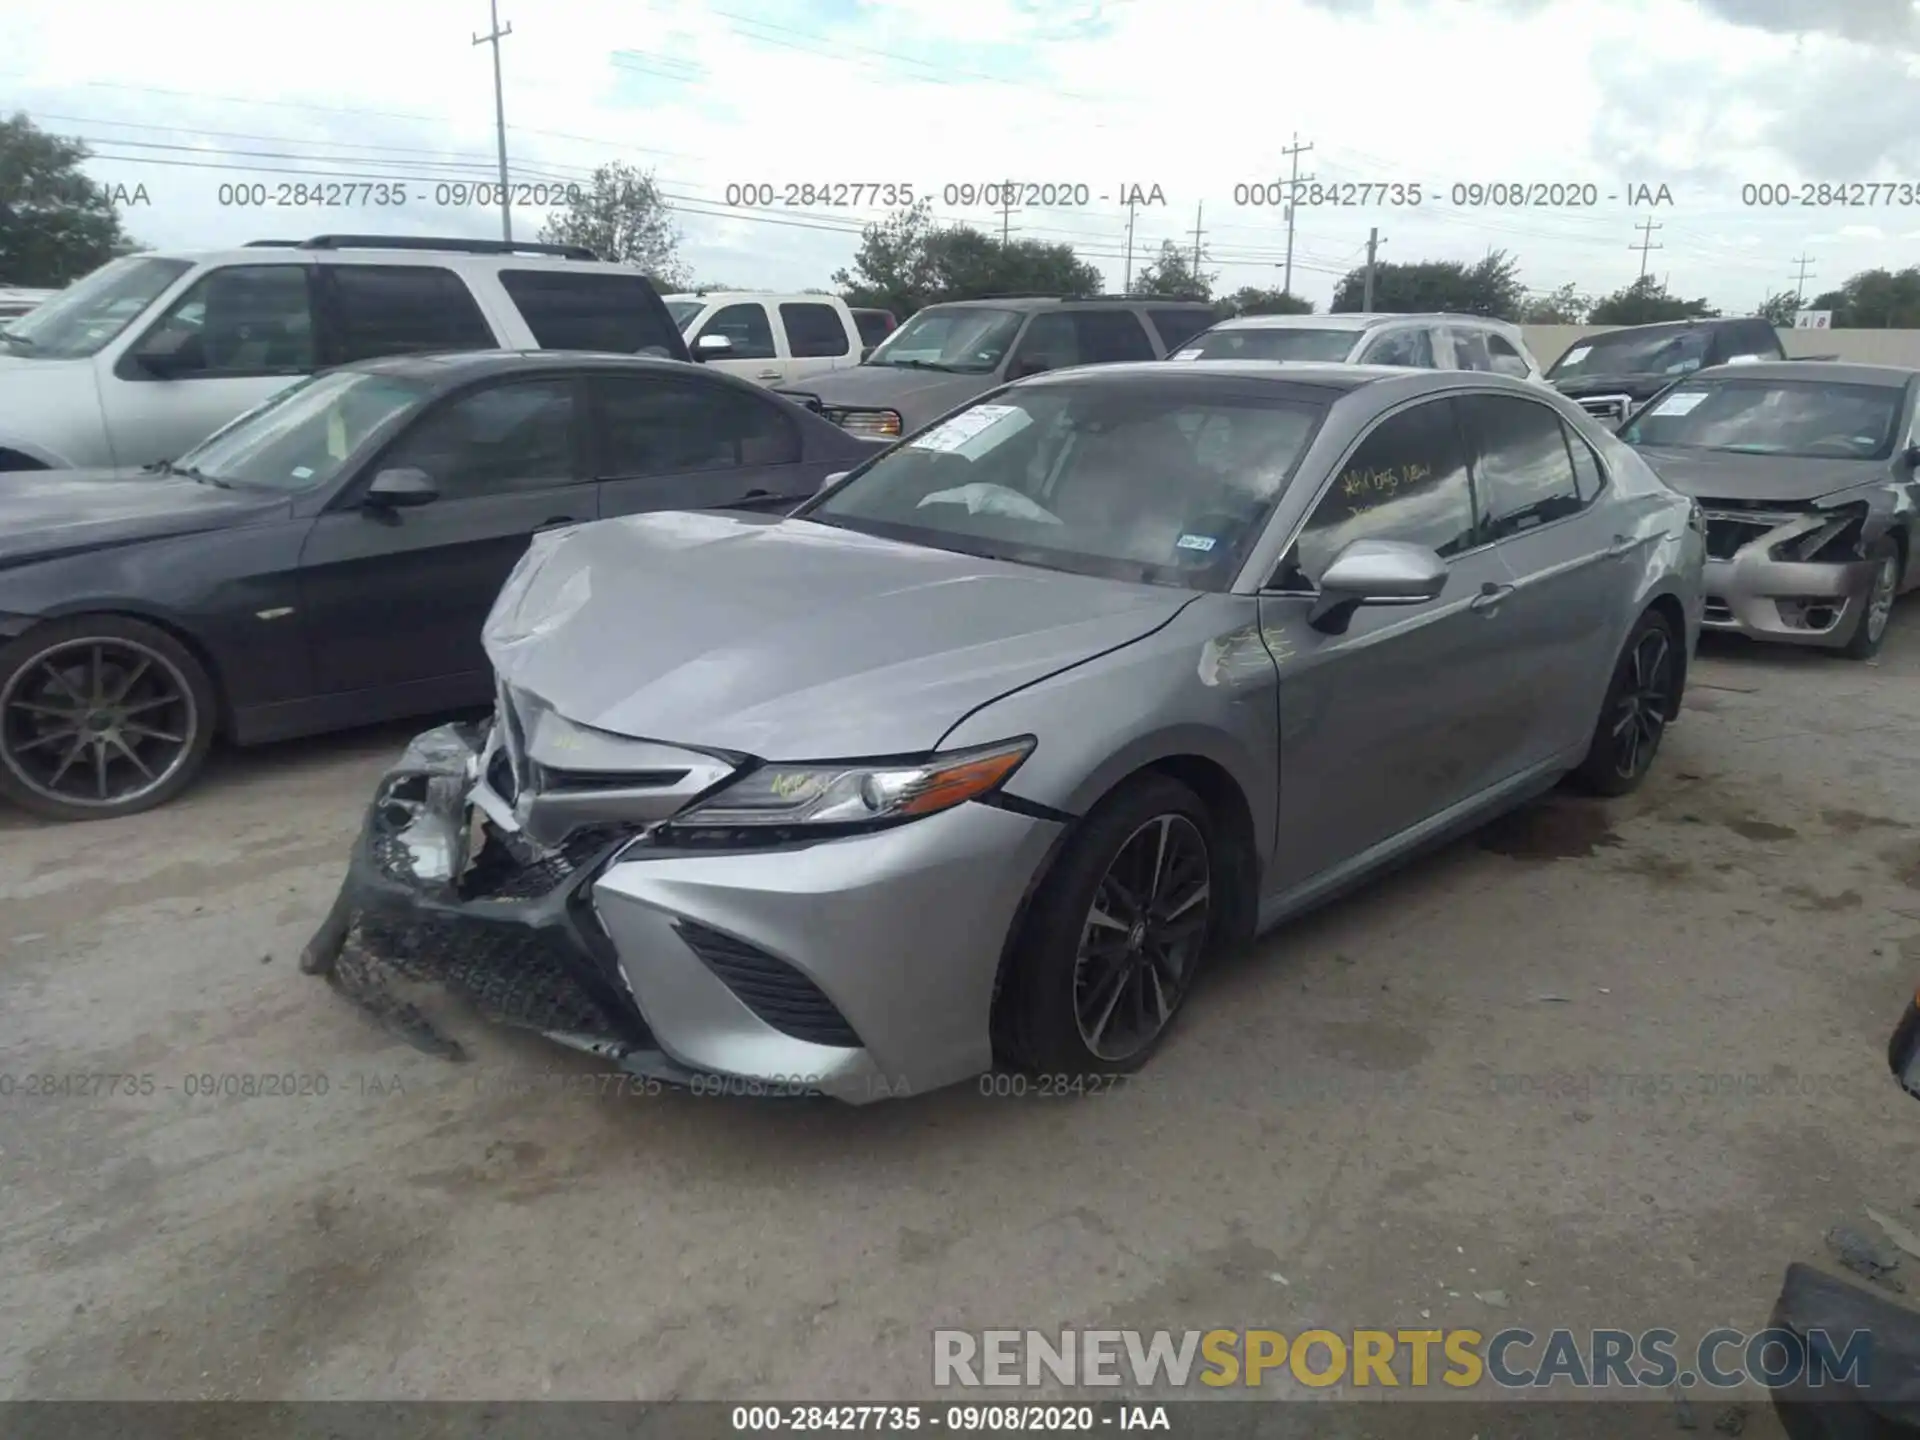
[1697,496,1896,645]
[300,704,752,1087]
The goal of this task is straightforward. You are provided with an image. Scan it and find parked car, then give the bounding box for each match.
[0,286,58,323]
[0,350,883,822]
[0,234,691,474]
[774,295,1218,440]
[305,363,1703,1102]
[850,307,897,355]
[1619,360,1919,659]
[1172,312,1545,380]
[662,292,864,387]
[1547,316,1786,427]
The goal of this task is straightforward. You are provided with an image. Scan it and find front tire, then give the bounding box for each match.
[997,774,1217,1076]
[1569,608,1681,798]
[1840,536,1901,660]
[0,615,217,822]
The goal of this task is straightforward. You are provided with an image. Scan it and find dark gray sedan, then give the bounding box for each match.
[1621,360,1920,658]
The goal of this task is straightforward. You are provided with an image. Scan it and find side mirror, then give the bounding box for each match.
[364,467,438,509]
[694,333,733,362]
[1307,539,1448,634]
[132,329,206,378]
[860,345,875,362]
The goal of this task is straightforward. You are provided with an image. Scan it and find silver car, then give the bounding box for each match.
[306,363,1704,1102]
[1172,312,1545,380]
[1620,360,1920,659]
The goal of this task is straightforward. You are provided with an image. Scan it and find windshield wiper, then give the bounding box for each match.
[0,330,35,351]
[875,358,964,373]
[148,458,234,488]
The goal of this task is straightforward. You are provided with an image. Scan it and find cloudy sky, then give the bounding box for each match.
[4,0,1916,310]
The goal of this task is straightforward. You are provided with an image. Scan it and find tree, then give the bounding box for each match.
[1754,290,1802,327]
[0,112,139,286]
[1214,286,1314,319]
[538,161,687,286]
[833,201,1101,317]
[1806,267,1920,328]
[1330,249,1524,319]
[1519,282,1591,325]
[1587,275,1718,326]
[1133,240,1216,300]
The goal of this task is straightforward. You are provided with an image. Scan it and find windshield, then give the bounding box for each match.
[0,256,192,359]
[1551,327,1711,380]
[1620,379,1902,461]
[177,370,429,490]
[665,299,704,329]
[864,307,1025,373]
[1180,327,1359,363]
[805,379,1326,588]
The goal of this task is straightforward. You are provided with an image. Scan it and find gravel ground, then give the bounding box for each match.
[3,616,1919,1431]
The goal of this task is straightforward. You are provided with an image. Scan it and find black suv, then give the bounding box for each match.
[1546,317,1787,427]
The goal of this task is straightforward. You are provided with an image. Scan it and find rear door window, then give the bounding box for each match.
[323,265,497,363]
[1460,393,1587,538]
[1069,310,1156,363]
[780,302,851,358]
[1360,328,1434,368]
[1147,308,1214,352]
[497,269,683,356]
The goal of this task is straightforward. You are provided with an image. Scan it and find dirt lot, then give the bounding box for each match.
[4,618,1920,1421]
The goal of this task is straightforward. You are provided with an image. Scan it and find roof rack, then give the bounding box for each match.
[970,291,1212,303]
[245,234,601,261]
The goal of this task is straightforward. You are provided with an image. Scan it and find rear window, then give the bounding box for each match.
[1148,308,1214,351]
[498,270,684,357]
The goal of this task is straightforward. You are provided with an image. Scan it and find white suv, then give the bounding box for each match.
[0,234,690,472]
[663,291,865,388]
[1171,312,1545,379]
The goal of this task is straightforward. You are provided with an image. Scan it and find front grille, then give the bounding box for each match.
[1705,517,1772,562]
[534,765,689,792]
[462,823,635,901]
[674,920,861,1048]
[356,913,637,1039]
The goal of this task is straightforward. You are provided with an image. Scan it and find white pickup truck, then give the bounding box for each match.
[664,291,865,387]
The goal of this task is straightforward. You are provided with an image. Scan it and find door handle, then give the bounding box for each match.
[757,369,782,380]
[1470,581,1514,612]
[1606,534,1638,559]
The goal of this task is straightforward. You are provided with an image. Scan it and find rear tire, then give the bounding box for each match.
[1840,536,1901,660]
[996,773,1218,1076]
[1569,608,1681,798]
[0,614,217,822]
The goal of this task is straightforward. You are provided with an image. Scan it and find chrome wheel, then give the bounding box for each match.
[1608,626,1674,782]
[1865,553,1899,645]
[1073,813,1211,1063]
[0,637,198,809]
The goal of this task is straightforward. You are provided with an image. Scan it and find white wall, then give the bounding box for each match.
[1520,325,1920,370]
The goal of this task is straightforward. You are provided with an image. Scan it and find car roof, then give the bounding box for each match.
[1584,316,1759,339]
[1015,359,1539,397]
[1690,359,1917,388]
[925,296,1213,312]
[122,244,647,275]
[340,349,696,383]
[1206,312,1511,332]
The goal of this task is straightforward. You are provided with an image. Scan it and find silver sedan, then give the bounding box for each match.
[306,362,1705,1102]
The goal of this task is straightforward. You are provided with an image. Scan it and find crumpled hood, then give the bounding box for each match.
[0,468,288,568]
[483,509,1192,757]
[1630,445,1886,505]
[776,365,989,425]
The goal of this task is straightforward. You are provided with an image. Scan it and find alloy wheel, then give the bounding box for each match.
[0,637,199,810]
[1608,626,1674,782]
[1865,553,1899,646]
[1072,813,1211,1063]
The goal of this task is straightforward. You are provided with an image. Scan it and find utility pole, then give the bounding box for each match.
[1122,196,1137,292]
[999,187,1013,245]
[1362,227,1383,311]
[1279,133,1314,298]
[1790,252,1816,305]
[1191,202,1204,288]
[1630,217,1663,280]
[473,0,514,243]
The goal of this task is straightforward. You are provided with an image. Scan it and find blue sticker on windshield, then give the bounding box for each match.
[1176,534,1217,553]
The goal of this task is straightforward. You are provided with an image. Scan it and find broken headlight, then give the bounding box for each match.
[655,736,1035,845]
[1771,503,1866,562]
